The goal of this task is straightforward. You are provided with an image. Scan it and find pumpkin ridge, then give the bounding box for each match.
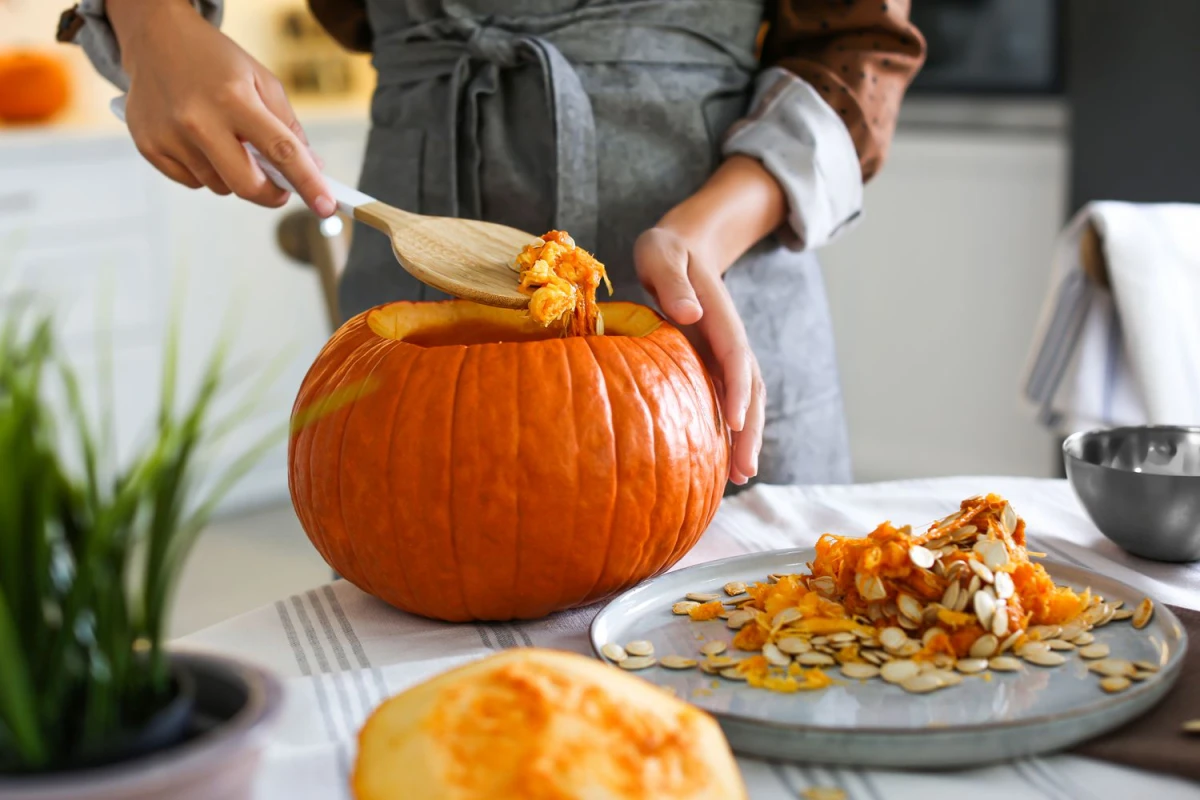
[373,347,423,612]
[574,335,623,606]
[630,336,694,576]
[304,332,390,582]
[444,344,477,619]
[646,334,724,556]
[333,337,405,597]
[547,338,583,613]
[607,340,661,585]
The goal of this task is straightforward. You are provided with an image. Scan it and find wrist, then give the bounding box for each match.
[107,0,198,74]
[657,155,787,275]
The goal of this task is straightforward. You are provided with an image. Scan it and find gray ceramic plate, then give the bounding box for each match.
[589,548,1187,769]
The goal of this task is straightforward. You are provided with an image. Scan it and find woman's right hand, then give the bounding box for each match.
[107,0,335,217]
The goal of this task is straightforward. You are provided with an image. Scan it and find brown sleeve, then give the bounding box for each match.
[307,0,373,53]
[757,0,926,181]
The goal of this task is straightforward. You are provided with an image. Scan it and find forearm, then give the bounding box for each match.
[106,0,197,70]
[656,155,786,276]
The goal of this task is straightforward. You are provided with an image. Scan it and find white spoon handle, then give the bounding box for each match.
[109,95,373,217]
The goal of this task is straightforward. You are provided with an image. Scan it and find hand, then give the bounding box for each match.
[108,0,334,216]
[634,226,765,485]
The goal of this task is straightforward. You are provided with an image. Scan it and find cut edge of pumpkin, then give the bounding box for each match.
[367,300,663,348]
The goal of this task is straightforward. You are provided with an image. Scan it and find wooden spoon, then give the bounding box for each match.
[111,98,536,309]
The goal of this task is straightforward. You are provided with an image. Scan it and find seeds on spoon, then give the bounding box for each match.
[601,643,627,662]
[1045,639,1076,651]
[685,592,720,603]
[1133,660,1159,673]
[672,601,700,615]
[955,658,989,674]
[880,659,920,684]
[1079,643,1110,660]
[701,640,727,656]
[1072,632,1095,646]
[1022,649,1067,667]
[1088,659,1135,678]
[901,672,948,694]
[988,656,1023,672]
[841,663,881,680]
[723,581,747,596]
[625,640,654,657]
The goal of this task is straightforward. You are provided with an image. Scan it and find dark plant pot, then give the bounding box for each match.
[0,649,283,800]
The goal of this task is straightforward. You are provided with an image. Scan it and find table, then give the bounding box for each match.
[179,477,1200,799]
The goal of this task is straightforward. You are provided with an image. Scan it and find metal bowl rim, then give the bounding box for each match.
[1062,424,1200,476]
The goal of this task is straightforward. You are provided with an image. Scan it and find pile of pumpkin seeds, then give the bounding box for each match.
[601,500,1163,696]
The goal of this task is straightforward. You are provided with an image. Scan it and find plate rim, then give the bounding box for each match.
[588,546,1188,738]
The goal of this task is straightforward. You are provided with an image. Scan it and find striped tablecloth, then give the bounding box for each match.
[179,476,1200,800]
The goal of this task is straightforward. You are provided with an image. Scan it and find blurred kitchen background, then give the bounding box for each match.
[1,0,1196,634]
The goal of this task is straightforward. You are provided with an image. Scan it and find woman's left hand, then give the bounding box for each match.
[634,225,765,486]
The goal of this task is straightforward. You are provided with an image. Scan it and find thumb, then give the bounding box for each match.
[634,228,703,326]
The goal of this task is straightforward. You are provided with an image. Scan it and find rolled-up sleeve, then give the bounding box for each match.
[58,0,224,91]
[722,0,926,251]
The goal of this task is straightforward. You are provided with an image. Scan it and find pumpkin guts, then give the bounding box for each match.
[516,230,613,336]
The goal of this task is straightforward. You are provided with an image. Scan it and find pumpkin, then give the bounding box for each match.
[288,299,729,621]
[351,647,749,800]
[0,50,71,123]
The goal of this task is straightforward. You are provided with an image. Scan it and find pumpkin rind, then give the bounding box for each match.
[289,300,729,621]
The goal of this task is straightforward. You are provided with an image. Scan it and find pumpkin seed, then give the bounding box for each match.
[686,592,720,603]
[1079,643,1110,660]
[968,560,995,585]
[909,545,936,569]
[1045,639,1076,651]
[924,627,949,648]
[1129,670,1155,682]
[1181,720,1200,735]
[1028,624,1062,641]
[840,663,881,680]
[1132,598,1154,629]
[941,582,961,611]
[973,590,996,630]
[706,656,738,669]
[975,539,1010,571]
[861,651,885,665]
[898,593,924,622]
[723,581,747,596]
[773,607,803,627]
[660,655,698,669]
[601,643,628,662]
[720,667,748,681]
[797,652,835,667]
[619,656,656,670]
[724,595,752,606]
[1099,676,1131,693]
[993,571,1015,600]
[969,634,999,659]
[898,615,920,631]
[1001,503,1018,536]
[955,658,989,674]
[966,574,983,598]
[810,636,830,646]
[880,659,920,684]
[698,661,720,675]
[952,588,971,613]
[726,609,755,629]
[1110,608,1134,621]
[763,643,791,667]
[991,605,1009,637]
[857,573,888,602]
[901,672,948,693]
[1087,659,1135,678]
[1072,632,1095,646]
[1016,640,1049,657]
[809,576,837,594]
[1022,649,1067,667]
[777,636,812,655]
[673,601,700,615]
[625,640,655,657]
[880,627,908,651]
[1133,660,1159,673]
[829,632,857,645]
[988,656,1023,672]
[953,524,979,542]
[701,640,727,656]
[933,654,957,670]
[931,669,964,686]
[999,630,1023,653]
[933,561,947,578]
[895,640,923,657]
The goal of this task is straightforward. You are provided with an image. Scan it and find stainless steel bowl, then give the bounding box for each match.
[1063,425,1200,562]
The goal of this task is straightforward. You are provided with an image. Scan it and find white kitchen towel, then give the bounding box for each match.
[1022,201,1200,435]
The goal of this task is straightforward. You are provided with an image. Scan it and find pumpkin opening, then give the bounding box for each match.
[367,301,662,347]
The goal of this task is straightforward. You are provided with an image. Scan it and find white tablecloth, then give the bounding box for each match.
[179,477,1200,800]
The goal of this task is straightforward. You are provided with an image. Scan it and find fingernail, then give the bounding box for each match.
[314,195,335,217]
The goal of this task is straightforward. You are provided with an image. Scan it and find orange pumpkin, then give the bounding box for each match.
[0,51,70,123]
[288,300,730,621]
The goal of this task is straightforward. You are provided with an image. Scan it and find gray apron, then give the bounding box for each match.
[340,0,853,486]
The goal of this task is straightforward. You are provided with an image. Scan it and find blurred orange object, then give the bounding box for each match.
[0,50,71,123]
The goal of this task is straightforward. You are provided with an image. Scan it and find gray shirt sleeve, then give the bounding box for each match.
[70,0,224,91]
[721,66,865,252]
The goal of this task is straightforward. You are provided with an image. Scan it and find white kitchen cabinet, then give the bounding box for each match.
[0,109,369,515]
[820,121,1069,482]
